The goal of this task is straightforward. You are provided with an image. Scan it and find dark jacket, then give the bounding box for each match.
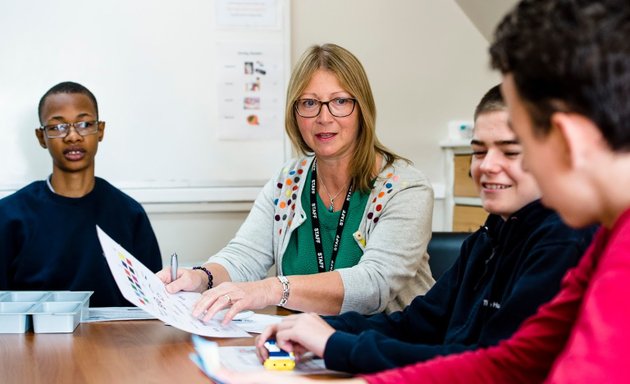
[323,200,595,373]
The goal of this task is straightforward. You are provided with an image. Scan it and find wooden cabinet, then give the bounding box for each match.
[453,204,487,232]
[453,154,477,197]
[441,140,487,232]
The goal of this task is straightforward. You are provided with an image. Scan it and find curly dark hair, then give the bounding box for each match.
[490,0,630,151]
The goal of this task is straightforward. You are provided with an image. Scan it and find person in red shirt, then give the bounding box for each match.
[209,0,630,383]
[249,84,594,376]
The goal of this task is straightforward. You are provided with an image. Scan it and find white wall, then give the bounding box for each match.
[0,0,290,194]
[148,0,500,266]
[0,1,500,266]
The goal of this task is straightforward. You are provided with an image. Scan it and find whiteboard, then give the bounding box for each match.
[0,0,290,201]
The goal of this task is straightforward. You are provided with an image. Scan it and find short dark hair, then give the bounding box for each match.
[489,0,630,151]
[38,81,98,125]
[474,84,505,121]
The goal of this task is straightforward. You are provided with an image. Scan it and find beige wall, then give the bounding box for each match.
[150,0,500,266]
[455,0,518,40]
[291,0,498,184]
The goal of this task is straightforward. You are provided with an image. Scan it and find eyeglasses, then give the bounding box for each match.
[39,121,100,139]
[294,97,357,118]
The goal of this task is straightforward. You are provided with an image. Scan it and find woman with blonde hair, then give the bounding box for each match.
[158,43,434,323]
[207,0,630,382]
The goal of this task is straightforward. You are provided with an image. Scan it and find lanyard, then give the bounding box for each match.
[310,160,353,273]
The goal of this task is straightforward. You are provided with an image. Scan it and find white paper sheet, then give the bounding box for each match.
[215,0,280,28]
[97,226,250,338]
[218,346,335,374]
[215,41,284,140]
[191,335,345,377]
[233,313,283,333]
[84,307,156,322]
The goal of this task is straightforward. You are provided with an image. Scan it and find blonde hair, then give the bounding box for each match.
[285,43,407,193]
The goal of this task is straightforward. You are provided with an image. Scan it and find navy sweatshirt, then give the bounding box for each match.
[323,200,596,373]
[0,177,162,307]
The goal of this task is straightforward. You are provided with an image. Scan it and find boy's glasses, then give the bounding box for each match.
[39,121,100,139]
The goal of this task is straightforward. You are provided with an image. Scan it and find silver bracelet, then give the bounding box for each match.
[277,275,290,307]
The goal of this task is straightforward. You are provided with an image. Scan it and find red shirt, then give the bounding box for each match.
[365,208,630,383]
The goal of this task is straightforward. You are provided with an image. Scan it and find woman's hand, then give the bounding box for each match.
[193,278,279,325]
[156,267,207,293]
[255,313,336,363]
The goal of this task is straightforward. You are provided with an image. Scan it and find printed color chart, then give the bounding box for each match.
[97,226,249,338]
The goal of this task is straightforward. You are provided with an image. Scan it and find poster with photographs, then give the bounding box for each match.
[216,42,284,140]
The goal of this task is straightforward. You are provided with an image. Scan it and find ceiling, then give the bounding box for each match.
[455,0,518,41]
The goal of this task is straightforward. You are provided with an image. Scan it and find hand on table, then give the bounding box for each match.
[193,279,277,325]
[157,268,278,325]
[255,313,335,363]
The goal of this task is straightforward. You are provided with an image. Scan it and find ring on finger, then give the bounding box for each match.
[223,294,232,305]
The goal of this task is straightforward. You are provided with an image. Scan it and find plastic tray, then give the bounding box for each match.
[0,302,36,333]
[46,291,92,321]
[0,290,93,333]
[31,302,83,333]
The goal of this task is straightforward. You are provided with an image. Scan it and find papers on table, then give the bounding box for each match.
[84,307,156,322]
[217,346,334,375]
[97,226,249,338]
[232,313,283,333]
[190,335,345,379]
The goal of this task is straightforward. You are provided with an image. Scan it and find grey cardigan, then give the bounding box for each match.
[209,156,435,314]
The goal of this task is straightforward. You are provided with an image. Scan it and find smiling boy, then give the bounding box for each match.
[355,1,630,382]
[0,81,162,307]
[251,85,595,374]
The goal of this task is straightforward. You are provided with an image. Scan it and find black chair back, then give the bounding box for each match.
[427,232,470,280]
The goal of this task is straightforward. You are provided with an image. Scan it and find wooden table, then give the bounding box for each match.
[0,307,288,384]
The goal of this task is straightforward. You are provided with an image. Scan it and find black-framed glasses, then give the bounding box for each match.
[294,97,357,118]
[39,120,100,139]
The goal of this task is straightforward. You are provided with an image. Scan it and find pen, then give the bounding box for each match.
[170,252,178,282]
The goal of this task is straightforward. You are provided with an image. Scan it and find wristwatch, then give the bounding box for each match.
[277,275,290,307]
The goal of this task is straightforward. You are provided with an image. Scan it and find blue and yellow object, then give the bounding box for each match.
[263,340,296,370]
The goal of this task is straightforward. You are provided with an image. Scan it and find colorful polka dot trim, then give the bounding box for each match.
[273,160,310,233]
[273,158,408,234]
[360,173,398,223]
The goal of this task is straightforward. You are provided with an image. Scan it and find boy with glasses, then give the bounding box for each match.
[0,81,162,307]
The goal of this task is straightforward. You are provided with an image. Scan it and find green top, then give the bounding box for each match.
[282,168,370,275]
